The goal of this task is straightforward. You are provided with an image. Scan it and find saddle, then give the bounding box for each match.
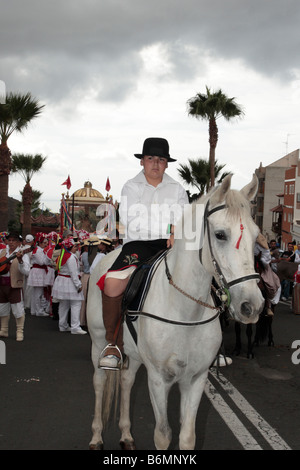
[122,249,167,316]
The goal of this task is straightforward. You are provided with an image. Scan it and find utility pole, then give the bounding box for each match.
[283,134,294,155]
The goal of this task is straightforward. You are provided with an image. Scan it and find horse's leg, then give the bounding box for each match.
[233,322,242,355]
[119,358,141,450]
[178,372,207,450]
[268,317,274,346]
[246,324,254,358]
[147,371,172,450]
[89,366,107,450]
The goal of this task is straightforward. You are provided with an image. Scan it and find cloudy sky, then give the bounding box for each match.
[1,0,300,214]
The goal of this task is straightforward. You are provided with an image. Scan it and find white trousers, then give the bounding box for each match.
[30,286,45,315]
[0,300,25,319]
[58,299,82,332]
[23,277,32,309]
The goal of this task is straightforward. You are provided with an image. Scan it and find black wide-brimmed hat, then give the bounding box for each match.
[134,137,176,162]
[6,231,22,241]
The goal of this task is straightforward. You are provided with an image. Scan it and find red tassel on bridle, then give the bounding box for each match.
[235,219,244,249]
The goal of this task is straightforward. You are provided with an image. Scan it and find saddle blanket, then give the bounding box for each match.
[122,250,167,316]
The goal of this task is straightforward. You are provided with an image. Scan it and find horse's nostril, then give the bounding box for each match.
[241,301,253,317]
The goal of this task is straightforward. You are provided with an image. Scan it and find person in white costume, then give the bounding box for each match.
[0,232,31,341]
[22,234,35,311]
[52,237,86,334]
[42,239,56,315]
[27,232,52,316]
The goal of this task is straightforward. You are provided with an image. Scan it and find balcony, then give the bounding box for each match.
[272,221,281,234]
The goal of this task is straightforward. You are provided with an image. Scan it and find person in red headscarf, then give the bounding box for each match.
[51,237,86,334]
[27,232,53,317]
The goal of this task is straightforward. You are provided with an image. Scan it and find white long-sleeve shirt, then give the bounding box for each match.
[119,171,189,244]
[27,245,52,287]
[52,252,83,301]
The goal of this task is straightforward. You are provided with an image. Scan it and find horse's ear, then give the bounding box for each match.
[211,173,232,204]
[240,174,258,202]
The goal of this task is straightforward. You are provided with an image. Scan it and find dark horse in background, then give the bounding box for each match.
[233,252,297,358]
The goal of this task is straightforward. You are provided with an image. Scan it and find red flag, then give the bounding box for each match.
[105,177,111,192]
[62,175,71,190]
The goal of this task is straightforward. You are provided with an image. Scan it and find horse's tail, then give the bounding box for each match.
[255,312,271,344]
[102,370,121,426]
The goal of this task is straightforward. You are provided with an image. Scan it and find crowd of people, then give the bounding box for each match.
[269,239,300,312]
[0,229,121,341]
[253,236,300,316]
[1,136,299,372]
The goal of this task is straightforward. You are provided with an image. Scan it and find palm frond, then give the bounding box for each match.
[0,92,44,142]
[11,153,47,183]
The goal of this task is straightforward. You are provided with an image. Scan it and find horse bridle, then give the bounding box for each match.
[199,201,260,305]
[126,200,260,328]
[164,200,259,315]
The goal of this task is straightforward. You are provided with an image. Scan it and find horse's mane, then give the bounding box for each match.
[194,186,252,221]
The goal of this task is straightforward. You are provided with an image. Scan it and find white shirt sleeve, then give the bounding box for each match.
[66,255,82,290]
[254,243,271,266]
[18,252,31,276]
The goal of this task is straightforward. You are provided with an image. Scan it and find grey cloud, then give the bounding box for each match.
[1,0,300,104]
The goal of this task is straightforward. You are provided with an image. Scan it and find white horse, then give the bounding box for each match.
[87,175,264,450]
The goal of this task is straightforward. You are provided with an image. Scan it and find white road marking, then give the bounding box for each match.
[205,369,291,450]
[205,379,263,449]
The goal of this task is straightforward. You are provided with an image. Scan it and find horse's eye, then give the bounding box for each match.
[215,231,227,241]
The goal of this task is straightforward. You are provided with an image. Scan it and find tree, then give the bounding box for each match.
[178,158,230,201]
[0,92,44,230]
[10,189,45,234]
[11,153,47,236]
[187,86,244,187]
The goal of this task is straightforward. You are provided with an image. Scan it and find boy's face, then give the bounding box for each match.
[141,155,168,182]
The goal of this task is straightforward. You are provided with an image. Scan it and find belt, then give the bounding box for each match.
[32,264,48,272]
[58,273,80,279]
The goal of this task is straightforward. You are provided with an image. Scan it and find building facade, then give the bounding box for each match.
[254,149,299,247]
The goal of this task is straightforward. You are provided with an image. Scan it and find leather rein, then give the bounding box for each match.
[127,200,259,327]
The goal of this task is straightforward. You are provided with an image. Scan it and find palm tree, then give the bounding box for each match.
[187,86,244,187]
[178,158,230,201]
[11,189,44,233]
[0,92,44,230]
[11,153,47,236]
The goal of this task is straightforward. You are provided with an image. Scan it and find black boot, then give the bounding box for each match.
[52,302,59,320]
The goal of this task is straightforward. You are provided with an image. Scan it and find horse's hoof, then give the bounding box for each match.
[120,439,136,450]
[89,442,104,450]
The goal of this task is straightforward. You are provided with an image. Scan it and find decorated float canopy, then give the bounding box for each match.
[62,181,114,234]
[67,180,107,206]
